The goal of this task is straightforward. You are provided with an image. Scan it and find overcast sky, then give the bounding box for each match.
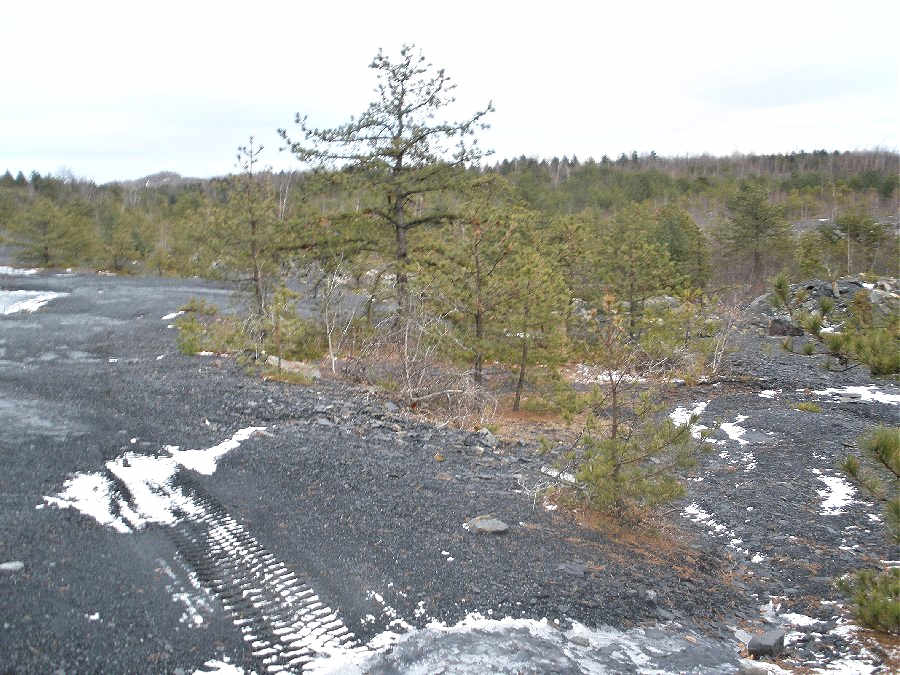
[2,0,897,183]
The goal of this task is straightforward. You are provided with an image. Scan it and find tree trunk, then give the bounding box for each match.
[474,307,484,385]
[513,336,528,412]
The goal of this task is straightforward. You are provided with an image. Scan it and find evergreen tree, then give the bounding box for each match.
[279,44,493,314]
[419,179,525,384]
[212,138,286,316]
[498,244,569,411]
[594,203,675,338]
[655,204,710,290]
[720,182,791,291]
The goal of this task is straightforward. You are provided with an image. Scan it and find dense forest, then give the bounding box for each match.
[1,148,896,287]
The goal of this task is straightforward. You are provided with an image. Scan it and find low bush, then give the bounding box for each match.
[836,568,900,634]
[793,401,822,413]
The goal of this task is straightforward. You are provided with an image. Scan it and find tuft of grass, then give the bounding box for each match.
[836,568,900,634]
[793,401,822,413]
[802,342,815,356]
[262,368,314,386]
[861,426,900,475]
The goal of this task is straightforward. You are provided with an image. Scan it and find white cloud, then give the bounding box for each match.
[2,0,897,182]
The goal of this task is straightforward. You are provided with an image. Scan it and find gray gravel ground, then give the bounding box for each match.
[1,268,897,673]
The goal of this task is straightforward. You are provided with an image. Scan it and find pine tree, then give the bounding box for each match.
[594,203,675,339]
[279,44,493,314]
[418,179,525,384]
[498,244,569,411]
[655,203,710,291]
[212,138,286,317]
[720,182,791,291]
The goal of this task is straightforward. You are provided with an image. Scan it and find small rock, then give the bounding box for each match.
[738,661,772,675]
[434,452,445,462]
[568,634,590,647]
[748,629,785,658]
[557,562,587,577]
[466,515,509,534]
[384,401,400,413]
[434,472,453,481]
[465,428,498,448]
[0,561,24,572]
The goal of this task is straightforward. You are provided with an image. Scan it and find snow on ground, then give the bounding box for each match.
[759,599,883,674]
[668,401,709,439]
[161,310,185,321]
[682,502,765,562]
[758,389,780,398]
[41,427,266,531]
[0,265,38,276]
[720,415,749,446]
[812,385,900,406]
[0,290,68,314]
[539,465,576,483]
[810,469,857,515]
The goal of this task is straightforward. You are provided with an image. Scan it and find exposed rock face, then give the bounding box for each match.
[748,275,899,330]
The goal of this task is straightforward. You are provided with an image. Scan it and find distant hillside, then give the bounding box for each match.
[108,171,207,190]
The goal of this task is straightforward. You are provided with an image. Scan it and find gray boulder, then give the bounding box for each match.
[747,629,785,658]
[768,318,803,336]
[465,515,509,534]
[465,428,498,448]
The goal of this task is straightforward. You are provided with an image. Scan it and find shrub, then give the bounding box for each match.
[842,426,900,544]
[180,296,218,316]
[861,426,900,476]
[793,401,822,413]
[836,568,900,634]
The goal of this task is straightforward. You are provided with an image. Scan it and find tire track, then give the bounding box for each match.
[168,474,365,672]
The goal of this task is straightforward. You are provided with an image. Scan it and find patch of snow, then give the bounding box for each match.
[194,657,245,674]
[0,290,68,315]
[540,466,576,484]
[811,469,857,515]
[166,427,266,475]
[669,401,708,429]
[0,266,38,276]
[161,310,184,321]
[43,427,267,531]
[669,401,711,442]
[758,389,780,398]
[779,612,820,627]
[812,385,900,405]
[720,415,750,446]
[42,473,132,533]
